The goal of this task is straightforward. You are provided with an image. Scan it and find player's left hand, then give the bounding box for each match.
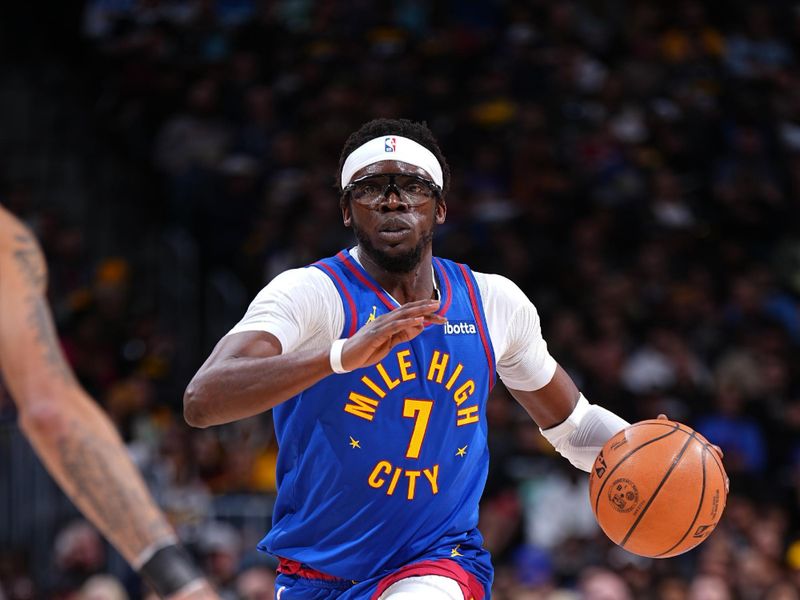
[656,414,728,494]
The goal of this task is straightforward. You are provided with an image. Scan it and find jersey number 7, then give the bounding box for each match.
[403,399,433,459]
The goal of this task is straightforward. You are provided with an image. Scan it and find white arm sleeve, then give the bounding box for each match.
[538,395,630,472]
[226,267,344,354]
[474,272,557,390]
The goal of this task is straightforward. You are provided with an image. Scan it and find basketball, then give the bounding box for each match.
[588,419,728,558]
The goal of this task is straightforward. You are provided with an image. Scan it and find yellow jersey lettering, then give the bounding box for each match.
[453,379,475,406]
[397,349,417,381]
[423,464,439,495]
[376,363,400,390]
[457,405,480,426]
[445,363,463,390]
[405,470,421,500]
[367,461,440,499]
[426,350,450,383]
[403,399,433,459]
[386,466,403,496]
[344,392,380,421]
[368,461,391,488]
[361,375,387,398]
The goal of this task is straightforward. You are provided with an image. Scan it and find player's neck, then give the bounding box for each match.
[355,246,437,305]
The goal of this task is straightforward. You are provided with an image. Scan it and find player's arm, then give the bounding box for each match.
[184,295,444,428]
[483,273,629,472]
[507,367,629,472]
[0,207,215,599]
[184,328,329,426]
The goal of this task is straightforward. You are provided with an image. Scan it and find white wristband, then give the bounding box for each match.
[330,338,350,374]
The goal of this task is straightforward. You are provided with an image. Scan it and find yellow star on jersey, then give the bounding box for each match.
[367,305,377,323]
[456,445,468,457]
[349,437,361,449]
[451,545,463,557]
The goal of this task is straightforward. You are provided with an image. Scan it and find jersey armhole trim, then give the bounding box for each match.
[311,262,358,338]
[432,257,453,316]
[457,263,496,390]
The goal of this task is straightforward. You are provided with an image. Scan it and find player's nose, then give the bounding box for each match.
[379,190,407,211]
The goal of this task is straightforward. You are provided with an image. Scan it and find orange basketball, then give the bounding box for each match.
[588,419,728,558]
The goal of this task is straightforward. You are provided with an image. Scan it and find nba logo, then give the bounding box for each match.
[384,137,396,152]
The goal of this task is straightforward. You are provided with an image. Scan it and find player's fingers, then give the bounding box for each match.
[424,313,447,325]
[369,316,425,337]
[383,300,440,319]
[358,323,425,365]
[399,298,440,309]
[704,443,726,493]
[344,318,426,367]
[392,322,427,344]
[391,324,427,346]
[374,309,445,332]
[656,413,669,420]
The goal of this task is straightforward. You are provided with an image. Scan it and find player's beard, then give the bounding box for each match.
[353,222,434,273]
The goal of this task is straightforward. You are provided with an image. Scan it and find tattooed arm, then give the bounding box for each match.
[0,207,218,599]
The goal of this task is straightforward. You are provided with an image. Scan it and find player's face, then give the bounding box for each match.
[342,160,446,273]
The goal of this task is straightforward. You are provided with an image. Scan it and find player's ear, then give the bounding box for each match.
[435,197,446,225]
[341,196,352,227]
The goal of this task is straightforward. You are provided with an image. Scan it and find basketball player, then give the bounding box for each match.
[184,119,632,599]
[0,205,218,599]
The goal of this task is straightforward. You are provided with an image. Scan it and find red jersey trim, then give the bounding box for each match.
[457,264,495,389]
[338,251,396,311]
[277,558,345,582]
[433,257,453,317]
[314,260,358,337]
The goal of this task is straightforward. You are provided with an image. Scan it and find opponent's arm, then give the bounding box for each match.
[184,300,445,428]
[0,208,215,599]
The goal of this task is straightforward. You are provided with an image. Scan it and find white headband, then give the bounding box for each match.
[340,135,444,189]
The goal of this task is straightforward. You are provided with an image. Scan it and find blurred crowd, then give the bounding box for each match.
[2,0,800,598]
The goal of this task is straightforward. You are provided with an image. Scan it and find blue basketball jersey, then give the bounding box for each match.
[259,250,496,591]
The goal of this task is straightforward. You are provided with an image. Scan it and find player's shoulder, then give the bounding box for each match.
[254,265,336,299]
[433,258,526,301]
[471,271,530,306]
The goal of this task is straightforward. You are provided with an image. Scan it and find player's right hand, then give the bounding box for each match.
[340,299,446,371]
[656,413,728,494]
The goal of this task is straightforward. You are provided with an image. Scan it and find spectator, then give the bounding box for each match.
[235,565,275,600]
[579,567,633,600]
[79,574,129,600]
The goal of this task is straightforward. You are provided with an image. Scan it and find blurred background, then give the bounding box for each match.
[0,0,799,598]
